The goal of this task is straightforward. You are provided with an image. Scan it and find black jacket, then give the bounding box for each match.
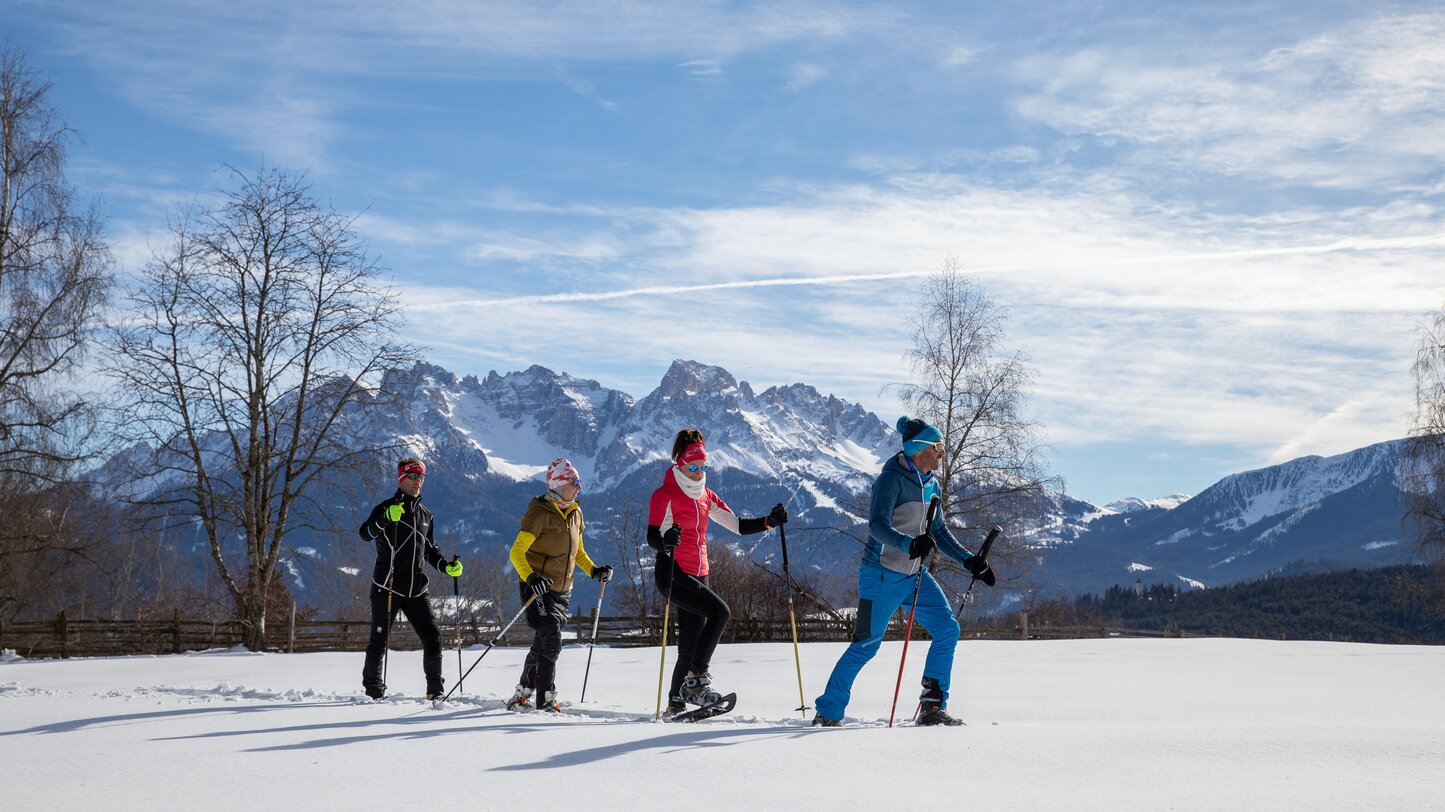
[359,490,446,597]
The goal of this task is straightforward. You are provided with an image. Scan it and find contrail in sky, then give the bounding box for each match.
[405,233,1445,311]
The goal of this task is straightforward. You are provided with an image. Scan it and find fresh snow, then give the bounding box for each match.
[1127,562,1154,572]
[3,639,1442,810]
[441,393,581,482]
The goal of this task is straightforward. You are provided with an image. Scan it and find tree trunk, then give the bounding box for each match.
[241,592,267,651]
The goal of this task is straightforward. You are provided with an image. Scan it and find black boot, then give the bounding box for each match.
[917,676,963,727]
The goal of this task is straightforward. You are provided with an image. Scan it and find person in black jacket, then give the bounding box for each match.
[358,457,462,700]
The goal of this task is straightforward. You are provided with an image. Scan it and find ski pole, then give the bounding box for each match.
[452,557,464,694]
[382,577,394,687]
[654,596,671,720]
[889,497,940,728]
[579,579,607,703]
[654,553,675,721]
[954,526,1002,619]
[779,522,810,717]
[439,593,537,702]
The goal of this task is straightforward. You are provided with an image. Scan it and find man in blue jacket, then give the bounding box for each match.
[813,416,993,727]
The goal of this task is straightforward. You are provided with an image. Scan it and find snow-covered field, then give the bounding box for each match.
[3,638,1442,810]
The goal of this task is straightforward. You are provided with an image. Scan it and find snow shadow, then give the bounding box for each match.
[0,700,356,737]
[491,724,838,771]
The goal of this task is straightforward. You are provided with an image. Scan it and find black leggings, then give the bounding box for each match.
[362,587,443,694]
[655,556,730,701]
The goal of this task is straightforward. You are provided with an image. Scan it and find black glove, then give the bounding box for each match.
[592,565,613,583]
[661,523,682,553]
[525,572,553,597]
[965,556,996,586]
[766,503,788,528]
[908,533,935,560]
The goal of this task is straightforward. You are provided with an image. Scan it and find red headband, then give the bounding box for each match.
[398,461,426,483]
[677,443,707,464]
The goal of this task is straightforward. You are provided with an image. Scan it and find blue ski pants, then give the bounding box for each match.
[815,564,959,721]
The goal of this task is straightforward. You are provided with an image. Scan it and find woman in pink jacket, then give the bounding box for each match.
[648,428,787,716]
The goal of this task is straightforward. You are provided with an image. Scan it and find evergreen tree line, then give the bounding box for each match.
[1071,565,1445,644]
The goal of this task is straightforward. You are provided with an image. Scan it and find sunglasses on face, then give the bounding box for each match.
[686,464,710,473]
[401,473,425,481]
[925,441,945,453]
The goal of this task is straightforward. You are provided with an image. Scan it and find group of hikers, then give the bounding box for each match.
[357,417,996,726]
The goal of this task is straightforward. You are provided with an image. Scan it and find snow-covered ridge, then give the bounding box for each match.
[1103,494,1191,514]
[383,359,897,496]
[1193,439,1404,530]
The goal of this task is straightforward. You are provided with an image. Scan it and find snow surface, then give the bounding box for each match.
[3,640,1442,810]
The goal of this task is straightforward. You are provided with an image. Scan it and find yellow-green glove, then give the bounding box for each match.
[385,502,404,522]
[444,558,463,577]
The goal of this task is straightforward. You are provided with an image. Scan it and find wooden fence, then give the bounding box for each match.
[0,608,1199,659]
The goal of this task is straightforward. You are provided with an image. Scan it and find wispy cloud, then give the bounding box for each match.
[385,170,1440,470]
[1012,11,1445,189]
[28,0,890,167]
[785,62,826,91]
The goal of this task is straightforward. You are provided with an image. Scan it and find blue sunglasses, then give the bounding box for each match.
[686,464,710,473]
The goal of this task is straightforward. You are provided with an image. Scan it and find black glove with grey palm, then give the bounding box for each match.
[766,503,788,528]
[908,533,935,560]
[591,565,613,583]
[964,555,996,587]
[525,572,553,597]
[661,523,682,553]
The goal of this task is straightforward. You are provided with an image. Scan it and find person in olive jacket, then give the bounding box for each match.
[358,457,462,700]
[505,457,612,712]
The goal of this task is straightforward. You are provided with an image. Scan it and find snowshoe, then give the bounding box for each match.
[680,671,723,707]
[664,698,688,718]
[537,690,562,713]
[364,685,385,701]
[669,692,736,723]
[811,713,843,727]
[916,677,962,726]
[506,685,534,712]
[915,706,964,726]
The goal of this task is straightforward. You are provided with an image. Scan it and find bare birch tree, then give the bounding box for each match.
[108,166,415,650]
[0,41,111,618]
[1406,305,1445,561]
[896,258,1057,588]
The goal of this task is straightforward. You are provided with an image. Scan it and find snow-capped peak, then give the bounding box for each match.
[1104,494,1192,514]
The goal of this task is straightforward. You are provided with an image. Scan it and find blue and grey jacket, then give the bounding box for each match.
[865,452,975,575]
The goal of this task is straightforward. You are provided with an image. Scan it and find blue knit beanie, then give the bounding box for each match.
[897,416,943,456]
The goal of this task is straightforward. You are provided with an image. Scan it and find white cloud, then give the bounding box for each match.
[942,44,981,67]
[32,1,890,166]
[785,62,826,91]
[1012,11,1445,189]
[381,172,1439,463]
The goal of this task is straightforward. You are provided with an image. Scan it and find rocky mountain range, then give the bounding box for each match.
[103,359,1425,611]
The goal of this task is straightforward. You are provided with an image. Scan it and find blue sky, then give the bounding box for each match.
[6,1,1445,504]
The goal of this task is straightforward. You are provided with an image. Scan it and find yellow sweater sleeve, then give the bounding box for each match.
[575,535,597,577]
[509,531,537,580]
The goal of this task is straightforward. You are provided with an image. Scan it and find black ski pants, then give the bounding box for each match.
[518,582,571,695]
[362,586,443,695]
[655,556,730,701]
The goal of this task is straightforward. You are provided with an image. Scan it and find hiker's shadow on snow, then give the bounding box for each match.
[229,711,835,757]
[491,725,839,771]
[0,701,357,737]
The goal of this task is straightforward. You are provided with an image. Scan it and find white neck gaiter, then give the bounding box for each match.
[671,465,707,499]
